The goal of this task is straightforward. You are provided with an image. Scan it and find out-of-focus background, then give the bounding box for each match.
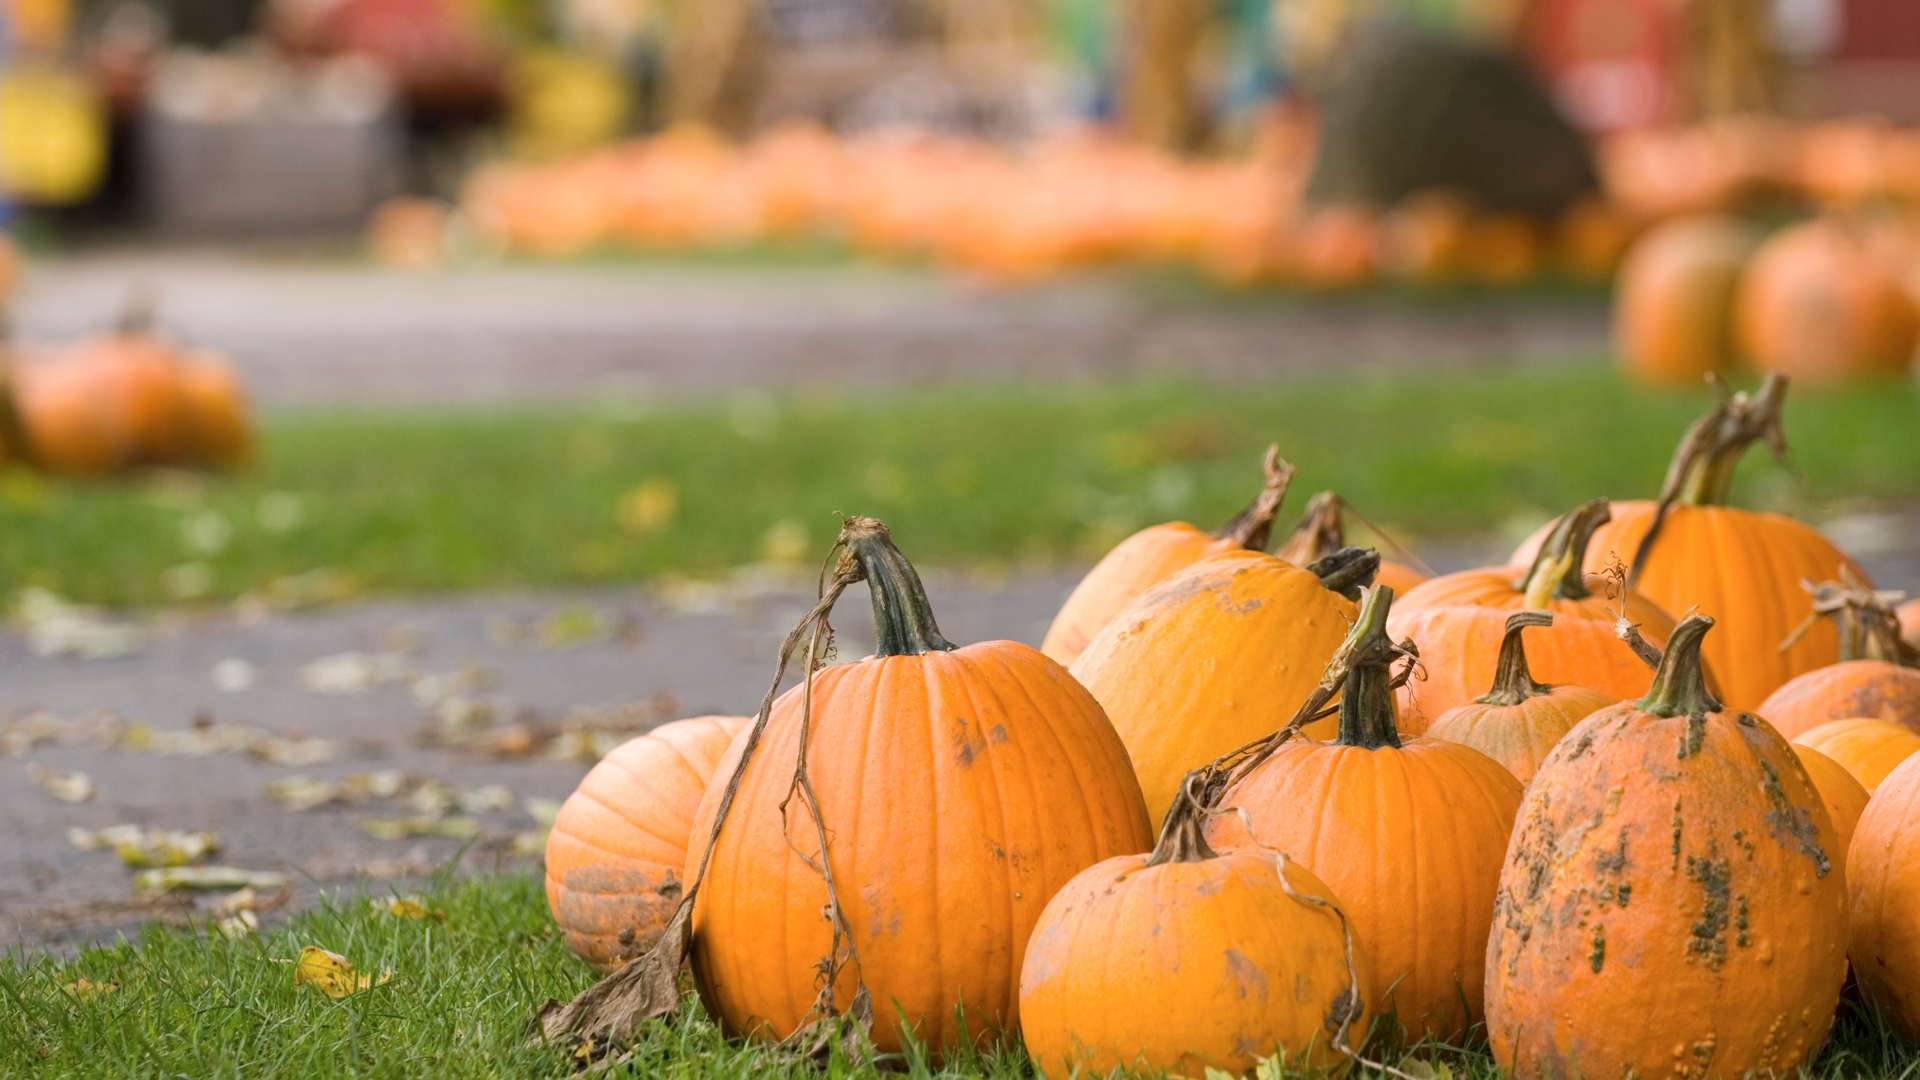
[5,0,1920,953]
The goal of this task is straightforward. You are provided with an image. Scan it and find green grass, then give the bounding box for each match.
[3,873,1915,1079]
[5,363,1920,607]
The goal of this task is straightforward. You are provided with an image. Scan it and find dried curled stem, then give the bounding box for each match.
[1212,444,1297,551]
[1277,491,1437,577]
[1779,568,1918,666]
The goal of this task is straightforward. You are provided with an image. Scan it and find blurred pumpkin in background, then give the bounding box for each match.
[367,196,453,269]
[1736,219,1919,383]
[1612,214,1755,385]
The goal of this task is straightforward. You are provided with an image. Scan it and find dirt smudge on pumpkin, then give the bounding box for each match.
[1755,757,1831,877]
[1323,985,1361,1035]
[1588,924,1605,973]
[1222,949,1269,1003]
[1676,715,1706,759]
[1684,844,1732,969]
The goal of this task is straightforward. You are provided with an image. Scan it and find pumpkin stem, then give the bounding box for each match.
[1636,614,1722,718]
[1308,546,1381,602]
[1517,499,1611,605]
[1211,444,1296,551]
[1629,374,1789,585]
[1145,773,1219,866]
[1477,611,1556,706]
[1334,585,1406,750]
[1781,570,1920,667]
[1275,491,1344,565]
[841,517,956,657]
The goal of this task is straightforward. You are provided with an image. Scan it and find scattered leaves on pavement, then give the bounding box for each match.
[135,866,289,893]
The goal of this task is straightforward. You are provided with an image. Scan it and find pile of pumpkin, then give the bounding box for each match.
[535,372,1920,1076]
[436,119,1636,289]
[0,313,253,475]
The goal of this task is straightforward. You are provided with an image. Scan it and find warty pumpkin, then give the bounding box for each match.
[544,714,750,971]
[1019,777,1370,1079]
[1612,213,1755,385]
[1759,575,1920,739]
[687,518,1152,1055]
[1520,374,1867,713]
[1791,718,1920,794]
[1847,751,1920,1044]
[1205,586,1523,1040]
[1276,490,1429,594]
[1486,615,1848,1080]
[1070,543,1378,827]
[1424,611,1618,784]
[1041,445,1294,667]
[1794,744,1869,867]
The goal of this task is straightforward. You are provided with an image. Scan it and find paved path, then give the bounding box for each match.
[10,252,1611,405]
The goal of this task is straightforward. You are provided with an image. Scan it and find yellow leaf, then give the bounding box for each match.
[617,478,678,534]
[377,898,444,922]
[62,978,115,1002]
[293,946,390,999]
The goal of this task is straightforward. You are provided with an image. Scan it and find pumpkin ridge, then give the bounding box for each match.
[559,797,686,862]
[945,648,1022,1009]
[1003,650,1108,901]
[585,756,707,843]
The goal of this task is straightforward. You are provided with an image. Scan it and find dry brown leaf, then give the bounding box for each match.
[293,946,391,999]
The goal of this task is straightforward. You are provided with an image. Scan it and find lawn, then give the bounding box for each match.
[3,873,1915,1079]
[3,363,1919,607]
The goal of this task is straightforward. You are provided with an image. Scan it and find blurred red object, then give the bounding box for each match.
[270,0,504,118]
[1523,0,1682,132]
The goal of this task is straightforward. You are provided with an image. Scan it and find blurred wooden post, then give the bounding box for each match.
[1685,0,1773,116]
[664,0,766,135]
[1121,0,1208,150]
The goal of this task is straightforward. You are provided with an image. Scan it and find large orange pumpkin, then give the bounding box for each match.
[1070,545,1376,827]
[1791,718,1920,793]
[1425,611,1618,785]
[1759,575,1920,739]
[1848,751,1920,1044]
[12,331,190,473]
[687,518,1152,1055]
[1542,374,1866,713]
[1612,214,1755,385]
[1794,744,1869,866]
[1041,445,1293,667]
[1020,787,1370,1079]
[1486,615,1848,1080]
[1205,585,1523,1040]
[545,714,751,971]
[1275,490,1428,594]
[1736,218,1919,383]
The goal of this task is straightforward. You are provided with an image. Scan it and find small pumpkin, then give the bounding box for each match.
[1760,574,1920,739]
[1847,751,1920,1044]
[1275,490,1428,594]
[177,351,253,467]
[1041,445,1293,667]
[688,518,1152,1055]
[544,714,751,971]
[1521,374,1867,712]
[1736,218,1919,383]
[1791,718,1920,794]
[1206,586,1524,1040]
[1486,615,1848,1080]
[1794,744,1869,865]
[1019,781,1370,1079]
[1071,544,1378,827]
[13,329,191,473]
[1425,611,1618,784]
[1612,214,1755,385]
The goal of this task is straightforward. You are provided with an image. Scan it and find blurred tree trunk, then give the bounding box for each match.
[664,0,766,135]
[1121,0,1208,150]
[1685,0,1773,116]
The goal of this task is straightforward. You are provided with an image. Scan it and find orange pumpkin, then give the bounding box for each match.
[1275,490,1428,594]
[1071,545,1376,827]
[1612,214,1755,385]
[1461,212,1544,287]
[1206,586,1524,1040]
[1487,615,1848,1080]
[1848,751,1920,1044]
[367,195,451,269]
[1377,189,1474,285]
[14,330,191,472]
[1901,597,1920,652]
[1020,789,1370,1078]
[1293,205,1378,290]
[1425,611,1618,784]
[1544,375,1867,712]
[177,352,253,467]
[1794,745,1869,865]
[1041,446,1293,667]
[1792,718,1920,793]
[1555,195,1638,283]
[1759,576,1920,739]
[545,714,750,971]
[687,518,1152,1055]
[1736,219,1919,383]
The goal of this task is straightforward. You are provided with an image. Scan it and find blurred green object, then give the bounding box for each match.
[2,362,1917,607]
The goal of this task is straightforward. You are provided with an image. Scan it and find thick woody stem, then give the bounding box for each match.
[1637,615,1722,717]
[1477,611,1555,706]
[1518,499,1611,605]
[1212,444,1296,551]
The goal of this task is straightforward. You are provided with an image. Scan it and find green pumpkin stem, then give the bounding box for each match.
[1518,499,1611,604]
[1211,444,1296,551]
[841,517,956,657]
[1629,374,1789,585]
[1477,611,1555,707]
[1146,773,1219,866]
[1309,547,1382,602]
[1334,585,1405,750]
[1636,615,1722,717]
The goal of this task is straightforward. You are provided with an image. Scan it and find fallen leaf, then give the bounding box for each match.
[617,478,678,534]
[211,659,256,692]
[214,884,292,918]
[135,867,288,893]
[73,827,219,867]
[293,946,390,999]
[358,816,478,840]
[524,798,563,829]
[28,763,95,803]
[537,604,612,647]
[215,910,260,937]
[299,652,414,695]
[15,588,148,659]
[62,979,116,1002]
[512,830,548,857]
[456,784,513,814]
[373,897,445,921]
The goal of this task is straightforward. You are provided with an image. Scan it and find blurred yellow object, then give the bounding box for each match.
[505,49,630,161]
[0,64,107,206]
[4,0,71,52]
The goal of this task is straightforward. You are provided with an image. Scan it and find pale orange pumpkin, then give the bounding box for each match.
[1792,718,1920,793]
[1425,611,1618,784]
[1848,751,1920,1044]
[544,714,751,970]
[1041,445,1293,667]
